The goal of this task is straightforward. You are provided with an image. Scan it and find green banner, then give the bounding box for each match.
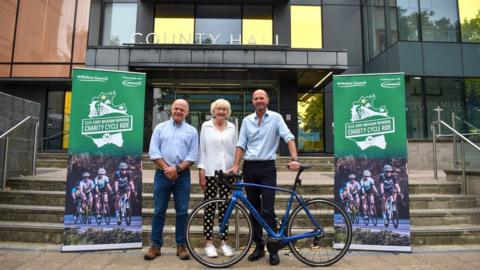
[334,73,407,158]
[69,68,145,155]
[62,68,145,252]
[333,73,411,252]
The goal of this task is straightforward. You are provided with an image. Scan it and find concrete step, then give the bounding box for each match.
[36,160,68,168]
[5,178,463,195]
[1,189,477,210]
[2,202,479,227]
[1,221,480,246]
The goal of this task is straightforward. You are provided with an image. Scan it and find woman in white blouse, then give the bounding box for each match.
[197,98,237,258]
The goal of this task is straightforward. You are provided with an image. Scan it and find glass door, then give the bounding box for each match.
[298,91,324,153]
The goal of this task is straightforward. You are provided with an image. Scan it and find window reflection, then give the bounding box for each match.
[102,3,137,45]
[465,78,480,132]
[397,0,420,41]
[458,0,480,43]
[298,92,324,152]
[420,0,459,42]
[195,5,241,45]
[405,77,424,138]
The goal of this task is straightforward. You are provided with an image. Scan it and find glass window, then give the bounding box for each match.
[102,3,137,45]
[73,0,91,62]
[397,0,420,41]
[465,78,480,131]
[154,4,194,44]
[425,77,464,137]
[405,77,425,138]
[298,92,324,152]
[243,6,272,45]
[366,4,386,58]
[0,0,18,62]
[420,0,459,42]
[386,4,399,45]
[62,91,71,149]
[291,6,322,49]
[195,5,241,45]
[458,0,480,42]
[14,0,75,62]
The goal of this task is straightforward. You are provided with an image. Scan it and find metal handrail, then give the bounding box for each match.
[39,130,69,152]
[1,116,39,190]
[432,120,480,195]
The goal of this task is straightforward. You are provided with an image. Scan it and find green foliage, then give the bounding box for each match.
[63,227,142,245]
[300,95,323,133]
[461,10,480,42]
[352,228,411,246]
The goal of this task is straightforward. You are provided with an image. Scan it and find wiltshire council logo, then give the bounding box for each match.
[81,91,133,148]
[345,94,395,150]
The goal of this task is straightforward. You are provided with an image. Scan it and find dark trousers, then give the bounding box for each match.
[242,160,277,246]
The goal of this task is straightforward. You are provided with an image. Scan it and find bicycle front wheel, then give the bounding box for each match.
[186,198,253,268]
[287,198,352,267]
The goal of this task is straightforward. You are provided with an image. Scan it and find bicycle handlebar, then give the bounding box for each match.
[214,170,242,190]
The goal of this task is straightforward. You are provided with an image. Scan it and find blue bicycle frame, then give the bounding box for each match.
[219,181,324,243]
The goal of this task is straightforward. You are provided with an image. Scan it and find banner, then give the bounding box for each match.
[62,68,145,252]
[333,73,411,252]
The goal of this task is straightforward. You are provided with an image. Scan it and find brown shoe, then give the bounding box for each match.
[144,246,161,260]
[176,245,190,260]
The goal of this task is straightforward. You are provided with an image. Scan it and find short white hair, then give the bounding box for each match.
[210,98,232,118]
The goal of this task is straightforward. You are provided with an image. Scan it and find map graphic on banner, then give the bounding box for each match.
[62,68,145,252]
[333,73,411,252]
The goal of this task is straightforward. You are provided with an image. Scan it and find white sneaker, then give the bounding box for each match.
[204,244,218,258]
[220,244,234,257]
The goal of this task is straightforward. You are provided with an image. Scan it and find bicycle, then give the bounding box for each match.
[117,190,135,225]
[344,196,359,225]
[360,191,377,226]
[185,164,352,268]
[383,191,399,228]
[96,191,111,225]
[80,196,92,224]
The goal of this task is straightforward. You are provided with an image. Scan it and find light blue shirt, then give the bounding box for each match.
[149,119,198,166]
[237,110,294,161]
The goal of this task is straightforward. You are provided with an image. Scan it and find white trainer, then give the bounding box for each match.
[204,244,218,258]
[220,243,234,257]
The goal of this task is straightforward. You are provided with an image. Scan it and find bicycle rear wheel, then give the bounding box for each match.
[186,198,253,268]
[125,200,132,225]
[287,198,352,267]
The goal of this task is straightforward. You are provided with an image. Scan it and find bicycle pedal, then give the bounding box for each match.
[266,238,287,252]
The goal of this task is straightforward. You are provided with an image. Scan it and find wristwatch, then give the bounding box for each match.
[291,157,300,162]
[175,165,182,174]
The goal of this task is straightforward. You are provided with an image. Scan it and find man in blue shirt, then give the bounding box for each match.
[145,99,198,261]
[229,89,300,266]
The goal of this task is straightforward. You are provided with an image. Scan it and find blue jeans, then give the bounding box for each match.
[151,169,191,247]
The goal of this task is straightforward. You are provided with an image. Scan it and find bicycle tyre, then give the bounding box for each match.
[125,200,132,226]
[287,198,352,267]
[186,198,253,269]
[384,201,390,227]
[370,202,377,226]
[392,201,399,228]
[105,203,111,225]
[362,205,369,226]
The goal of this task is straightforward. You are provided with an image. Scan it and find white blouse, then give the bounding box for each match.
[197,119,238,177]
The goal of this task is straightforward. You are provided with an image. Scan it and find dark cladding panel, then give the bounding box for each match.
[192,50,223,64]
[130,49,161,62]
[322,5,362,66]
[286,51,307,65]
[223,50,255,64]
[308,52,337,65]
[462,44,480,77]
[160,49,192,63]
[255,51,285,65]
[423,43,462,77]
[96,49,120,66]
[398,42,422,75]
[322,0,360,5]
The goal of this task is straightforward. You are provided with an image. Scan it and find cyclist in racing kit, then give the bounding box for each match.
[79,172,95,212]
[360,170,378,219]
[114,162,136,222]
[379,164,401,225]
[338,181,349,207]
[71,180,82,223]
[346,174,360,213]
[94,168,113,219]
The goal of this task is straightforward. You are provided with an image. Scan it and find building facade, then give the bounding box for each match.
[1,0,479,155]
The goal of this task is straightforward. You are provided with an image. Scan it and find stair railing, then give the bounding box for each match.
[0,116,39,190]
[432,120,480,195]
